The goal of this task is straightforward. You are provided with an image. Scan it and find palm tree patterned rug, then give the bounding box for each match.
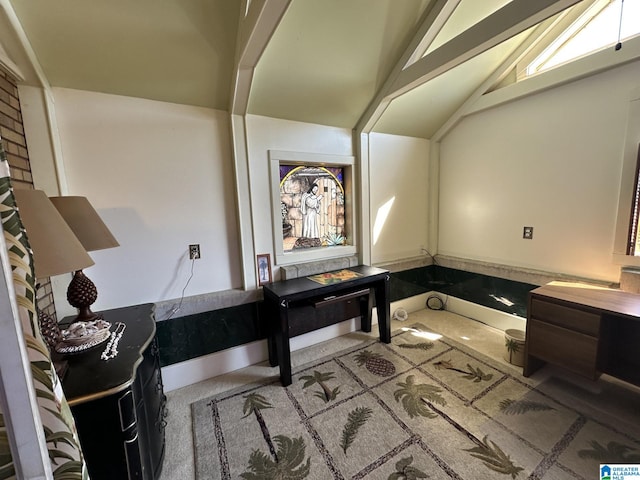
[191,323,640,479]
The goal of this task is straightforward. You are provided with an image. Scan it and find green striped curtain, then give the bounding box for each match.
[0,139,88,479]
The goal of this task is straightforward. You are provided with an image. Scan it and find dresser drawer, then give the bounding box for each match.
[527,319,600,379]
[530,297,601,336]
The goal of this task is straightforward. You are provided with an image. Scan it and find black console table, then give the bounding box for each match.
[60,303,166,480]
[262,265,391,386]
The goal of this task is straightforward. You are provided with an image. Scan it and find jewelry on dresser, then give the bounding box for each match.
[101,322,126,360]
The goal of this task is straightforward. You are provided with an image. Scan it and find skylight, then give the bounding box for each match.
[526,0,640,76]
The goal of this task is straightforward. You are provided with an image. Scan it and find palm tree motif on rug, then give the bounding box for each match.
[301,370,340,403]
[433,358,494,382]
[388,456,428,480]
[193,327,640,479]
[340,406,373,455]
[393,374,522,476]
[398,342,434,352]
[240,393,311,479]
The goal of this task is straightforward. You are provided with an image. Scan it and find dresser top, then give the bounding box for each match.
[59,303,156,405]
[531,282,640,319]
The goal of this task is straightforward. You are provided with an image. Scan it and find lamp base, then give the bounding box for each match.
[74,306,103,323]
[67,270,102,322]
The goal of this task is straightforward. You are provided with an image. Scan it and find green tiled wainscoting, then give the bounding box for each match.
[390,265,536,318]
[156,265,537,367]
[156,302,265,367]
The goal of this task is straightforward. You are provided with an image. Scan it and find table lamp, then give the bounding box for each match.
[49,196,120,322]
[13,188,95,312]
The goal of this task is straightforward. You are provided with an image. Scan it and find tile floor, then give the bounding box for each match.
[158,307,640,479]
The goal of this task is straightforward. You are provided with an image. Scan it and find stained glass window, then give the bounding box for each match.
[279,165,346,252]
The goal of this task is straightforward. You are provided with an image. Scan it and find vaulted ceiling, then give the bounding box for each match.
[1,0,588,139]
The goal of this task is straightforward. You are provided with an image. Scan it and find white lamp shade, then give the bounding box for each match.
[49,196,119,252]
[13,189,95,279]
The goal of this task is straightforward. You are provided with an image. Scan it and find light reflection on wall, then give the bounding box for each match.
[373,197,395,245]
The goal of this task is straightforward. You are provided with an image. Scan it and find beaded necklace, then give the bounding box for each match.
[101,322,126,360]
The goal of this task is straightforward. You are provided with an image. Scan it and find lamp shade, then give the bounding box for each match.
[13,189,94,279]
[49,196,119,252]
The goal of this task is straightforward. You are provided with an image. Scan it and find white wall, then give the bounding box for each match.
[51,88,241,314]
[369,133,430,264]
[439,59,640,283]
[245,115,353,280]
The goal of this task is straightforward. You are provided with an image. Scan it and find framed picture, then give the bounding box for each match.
[256,253,272,286]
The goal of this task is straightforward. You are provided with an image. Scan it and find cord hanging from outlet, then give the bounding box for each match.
[165,256,196,320]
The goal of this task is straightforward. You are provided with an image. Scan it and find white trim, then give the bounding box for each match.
[443,295,526,332]
[229,0,291,115]
[356,133,371,266]
[612,94,640,263]
[268,150,357,266]
[0,42,23,80]
[389,0,581,99]
[469,34,640,116]
[231,114,257,289]
[388,291,526,331]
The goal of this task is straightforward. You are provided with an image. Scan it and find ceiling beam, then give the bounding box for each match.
[229,0,291,115]
[433,1,598,142]
[356,0,461,133]
[388,0,582,99]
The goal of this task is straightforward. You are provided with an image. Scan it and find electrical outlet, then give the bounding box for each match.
[189,244,201,259]
[523,226,534,239]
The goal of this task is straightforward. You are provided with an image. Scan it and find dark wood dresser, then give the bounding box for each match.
[60,303,166,480]
[524,282,640,386]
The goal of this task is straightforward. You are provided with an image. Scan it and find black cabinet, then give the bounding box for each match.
[60,304,166,480]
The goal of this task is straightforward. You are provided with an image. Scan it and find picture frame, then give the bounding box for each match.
[268,150,357,265]
[256,253,272,286]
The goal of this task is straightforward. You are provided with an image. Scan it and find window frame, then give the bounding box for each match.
[613,92,640,266]
[626,144,640,255]
[268,150,357,266]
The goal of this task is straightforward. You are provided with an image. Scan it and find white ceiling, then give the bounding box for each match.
[1,0,587,139]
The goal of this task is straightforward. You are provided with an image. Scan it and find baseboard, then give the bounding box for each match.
[426,292,526,331]
[162,316,363,392]
[160,294,525,392]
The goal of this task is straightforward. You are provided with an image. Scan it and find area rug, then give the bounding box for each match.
[192,324,640,479]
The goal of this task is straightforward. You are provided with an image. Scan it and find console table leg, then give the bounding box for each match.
[276,333,292,386]
[267,335,278,367]
[375,277,391,343]
[360,290,373,333]
[277,304,292,386]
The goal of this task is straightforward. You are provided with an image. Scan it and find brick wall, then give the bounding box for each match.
[0,67,57,319]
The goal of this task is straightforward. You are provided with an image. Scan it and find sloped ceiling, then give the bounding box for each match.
[7,0,241,110]
[2,0,582,139]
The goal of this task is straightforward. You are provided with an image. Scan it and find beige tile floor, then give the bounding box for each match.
[158,308,640,479]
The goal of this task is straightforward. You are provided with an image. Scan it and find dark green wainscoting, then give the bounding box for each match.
[156,265,537,367]
[390,265,537,318]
